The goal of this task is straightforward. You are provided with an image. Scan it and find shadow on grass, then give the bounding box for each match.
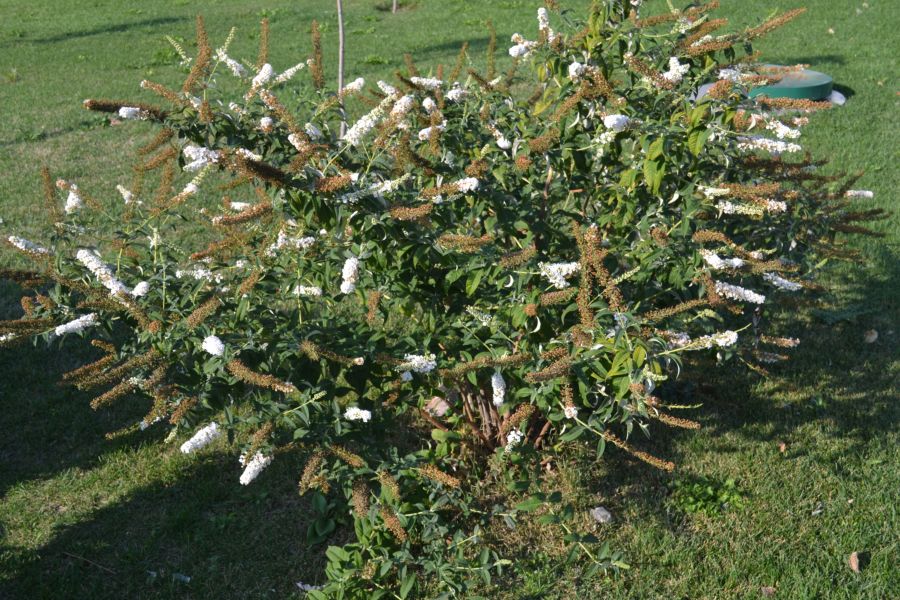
[2,16,184,47]
[0,322,159,496]
[581,241,899,527]
[0,453,323,599]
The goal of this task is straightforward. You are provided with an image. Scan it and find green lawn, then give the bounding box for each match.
[1,0,897,598]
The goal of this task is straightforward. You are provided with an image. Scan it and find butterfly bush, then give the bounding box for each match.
[1,1,885,597]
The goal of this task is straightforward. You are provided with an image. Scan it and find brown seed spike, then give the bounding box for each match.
[377,470,401,500]
[449,42,469,82]
[418,464,461,488]
[309,21,325,89]
[329,444,366,468]
[485,20,497,80]
[351,480,371,516]
[185,297,221,329]
[226,359,297,394]
[299,451,326,494]
[380,506,407,542]
[182,15,212,94]
[745,8,807,40]
[603,431,675,471]
[256,18,270,70]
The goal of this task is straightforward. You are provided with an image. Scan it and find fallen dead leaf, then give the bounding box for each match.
[863,329,878,343]
[778,442,787,454]
[760,586,776,597]
[849,551,860,573]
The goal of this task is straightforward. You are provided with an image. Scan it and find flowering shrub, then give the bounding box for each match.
[1,0,884,596]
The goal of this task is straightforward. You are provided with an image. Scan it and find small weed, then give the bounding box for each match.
[669,476,744,515]
[363,54,389,65]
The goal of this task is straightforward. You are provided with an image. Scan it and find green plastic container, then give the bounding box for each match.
[748,66,833,101]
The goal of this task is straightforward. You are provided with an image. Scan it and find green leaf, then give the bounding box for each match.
[515,496,544,512]
[465,270,483,297]
[647,137,665,160]
[399,574,416,599]
[688,127,710,156]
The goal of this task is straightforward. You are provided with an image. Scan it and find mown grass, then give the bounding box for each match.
[1,0,897,598]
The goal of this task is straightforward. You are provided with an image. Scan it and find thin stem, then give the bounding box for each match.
[336,0,347,137]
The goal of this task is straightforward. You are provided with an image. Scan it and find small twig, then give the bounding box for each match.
[62,552,117,575]
[534,420,552,449]
[419,408,449,431]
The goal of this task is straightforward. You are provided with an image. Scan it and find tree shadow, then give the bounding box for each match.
[581,240,899,528]
[0,452,324,599]
[1,16,184,47]
[0,281,165,497]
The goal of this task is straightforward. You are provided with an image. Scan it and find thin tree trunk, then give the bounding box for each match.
[336,0,346,136]
[392,0,399,13]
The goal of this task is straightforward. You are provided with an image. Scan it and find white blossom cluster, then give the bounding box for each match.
[446,83,467,102]
[202,335,225,356]
[341,77,365,94]
[60,182,83,214]
[488,122,512,150]
[274,62,306,84]
[766,119,801,140]
[422,97,437,113]
[693,330,739,349]
[76,248,130,296]
[700,249,745,270]
[342,93,397,147]
[176,264,224,284]
[417,120,447,141]
[339,174,411,204]
[661,57,690,84]
[117,106,146,120]
[564,405,578,419]
[603,114,630,132]
[132,281,150,297]
[304,122,323,140]
[504,429,523,453]
[391,95,416,129]
[377,80,398,95]
[737,135,802,155]
[454,177,479,193]
[340,256,359,294]
[716,201,764,216]
[216,48,247,77]
[409,76,442,90]
[509,33,538,58]
[344,407,372,422]
[715,280,766,304]
[259,116,274,132]
[239,452,272,485]
[180,422,222,454]
[699,185,730,198]
[398,353,437,374]
[537,7,556,43]
[491,371,506,407]
[568,60,585,80]
[236,148,262,161]
[763,272,803,291]
[539,261,581,289]
[251,63,274,89]
[266,229,316,256]
[294,285,323,297]
[116,184,135,205]
[183,145,220,171]
[54,313,98,337]
[7,235,49,254]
